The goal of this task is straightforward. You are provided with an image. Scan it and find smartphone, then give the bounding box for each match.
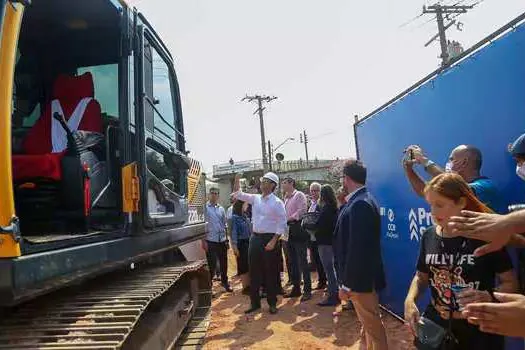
[403,148,414,162]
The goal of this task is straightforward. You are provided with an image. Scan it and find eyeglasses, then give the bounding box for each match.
[210,192,219,195]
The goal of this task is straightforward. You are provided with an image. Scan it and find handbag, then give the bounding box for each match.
[415,316,448,350]
[301,211,320,231]
[415,314,458,350]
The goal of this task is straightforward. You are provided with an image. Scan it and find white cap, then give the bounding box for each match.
[261,172,279,185]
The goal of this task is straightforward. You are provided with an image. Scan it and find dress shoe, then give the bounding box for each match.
[315,282,327,290]
[300,293,312,302]
[244,305,261,314]
[223,284,233,293]
[269,305,278,314]
[284,289,302,298]
[317,297,340,307]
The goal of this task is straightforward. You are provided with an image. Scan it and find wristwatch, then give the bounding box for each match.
[423,159,435,170]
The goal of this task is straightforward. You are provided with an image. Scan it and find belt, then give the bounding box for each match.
[253,232,275,235]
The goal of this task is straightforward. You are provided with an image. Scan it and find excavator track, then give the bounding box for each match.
[0,260,212,350]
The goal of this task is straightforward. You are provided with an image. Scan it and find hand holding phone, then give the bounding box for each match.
[403,147,416,167]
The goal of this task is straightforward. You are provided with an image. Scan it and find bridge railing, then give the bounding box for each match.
[274,159,334,173]
[213,159,335,177]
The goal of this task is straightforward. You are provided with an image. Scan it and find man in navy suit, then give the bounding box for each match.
[334,159,388,350]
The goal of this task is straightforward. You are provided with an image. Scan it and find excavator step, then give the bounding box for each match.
[173,306,211,350]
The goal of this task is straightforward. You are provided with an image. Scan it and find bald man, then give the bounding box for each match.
[403,144,503,213]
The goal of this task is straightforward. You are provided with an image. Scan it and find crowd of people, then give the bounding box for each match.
[401,135,525,349]
[201,132,525,350]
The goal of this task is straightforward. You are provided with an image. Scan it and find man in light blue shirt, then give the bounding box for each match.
[202,187,232,292]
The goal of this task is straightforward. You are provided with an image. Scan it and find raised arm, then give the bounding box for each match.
[403,163,426,198]
[403,145,445,197]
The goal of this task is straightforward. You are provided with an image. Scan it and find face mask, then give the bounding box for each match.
[516,165,525,181]
[445,162,453,173]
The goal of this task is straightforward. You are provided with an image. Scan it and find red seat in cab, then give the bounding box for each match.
[12,72,102,181]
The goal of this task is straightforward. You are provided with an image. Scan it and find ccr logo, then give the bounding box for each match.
[388,209,395,222]
[381,207,398,239]
[408,208,433,241]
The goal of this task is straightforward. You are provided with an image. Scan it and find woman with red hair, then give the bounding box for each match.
[404,173,518,349]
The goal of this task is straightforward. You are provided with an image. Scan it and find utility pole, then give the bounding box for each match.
[267,140,273,171]
[300,130,309,166]
[241,95,277,171]
[423,4,473,66]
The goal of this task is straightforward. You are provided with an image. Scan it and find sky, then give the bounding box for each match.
[129,0,525,174]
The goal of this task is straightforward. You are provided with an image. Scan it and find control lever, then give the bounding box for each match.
[53,112,79,156]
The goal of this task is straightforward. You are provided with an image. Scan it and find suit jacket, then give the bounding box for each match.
[334,187,386,293]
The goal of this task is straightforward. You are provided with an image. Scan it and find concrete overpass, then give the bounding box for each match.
[210,158,339,206]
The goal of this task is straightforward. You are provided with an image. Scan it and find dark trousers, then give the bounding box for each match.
[282,240,292,280]
[287,240,312,293]
[205,240,228,286]
[308,240,326,284]
[249,233,280,307]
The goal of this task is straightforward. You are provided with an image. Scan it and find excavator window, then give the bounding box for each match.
[144,38,178,148]
[142,34,188,225]
[78,64,119,120]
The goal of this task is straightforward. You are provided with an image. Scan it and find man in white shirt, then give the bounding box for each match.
[233,172,287,314]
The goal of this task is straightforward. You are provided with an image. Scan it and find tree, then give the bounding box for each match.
[295,180,309,193]
[324,159,346,188]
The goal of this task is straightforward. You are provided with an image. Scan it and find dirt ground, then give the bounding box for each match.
[203,251,415,350]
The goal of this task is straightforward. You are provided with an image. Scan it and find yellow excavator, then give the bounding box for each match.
[0,1,211,348]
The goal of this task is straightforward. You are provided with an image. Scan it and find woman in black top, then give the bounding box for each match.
[404,173,518,349]
[307,185,340,306]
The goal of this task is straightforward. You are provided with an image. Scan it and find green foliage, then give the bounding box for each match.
[324,159,346,188]
[295,180,309,193]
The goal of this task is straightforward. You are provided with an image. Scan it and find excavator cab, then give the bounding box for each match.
[0,0,201,259]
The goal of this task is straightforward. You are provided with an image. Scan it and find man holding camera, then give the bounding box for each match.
[403,144,502,213]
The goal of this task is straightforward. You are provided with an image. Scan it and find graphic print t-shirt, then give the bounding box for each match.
[416,226,512,309]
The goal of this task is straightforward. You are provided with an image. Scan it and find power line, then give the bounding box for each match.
[399,12,426,29]
[308,131,337,141]
[415,15,437,29]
